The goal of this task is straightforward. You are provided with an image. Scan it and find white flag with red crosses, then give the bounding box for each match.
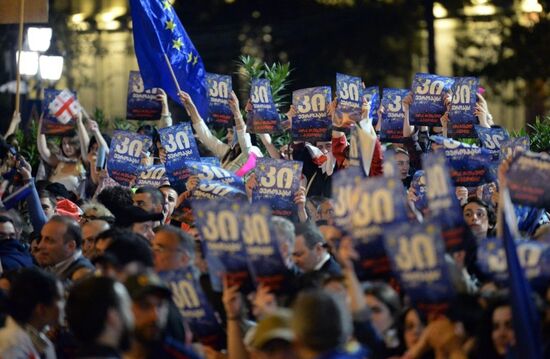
[48,89,81,124]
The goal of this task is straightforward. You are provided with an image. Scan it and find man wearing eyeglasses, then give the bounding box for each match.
[0,215,34,272]
[151,225,195,273]
[81,219,110,259]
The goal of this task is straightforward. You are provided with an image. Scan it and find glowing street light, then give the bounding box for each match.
[16,51,39,76]
[39,55,64,81]
[27,27,52,52]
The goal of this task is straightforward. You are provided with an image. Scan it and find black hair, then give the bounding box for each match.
[49,215,83,248]
[103,233,153,268]
[294,222,325,250]
[66,276,122,343]
[135,186,165,207]
[362,282,402,319]
[471,295,512,358]
[96,186,134,215]
[462,198,497,234]
[87,133,112,154]
[8,268,60,324]
[0,215,14,226]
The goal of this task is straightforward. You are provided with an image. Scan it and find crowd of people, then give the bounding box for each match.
[0,74,548,359]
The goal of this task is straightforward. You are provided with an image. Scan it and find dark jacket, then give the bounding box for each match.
[0,240,34,272]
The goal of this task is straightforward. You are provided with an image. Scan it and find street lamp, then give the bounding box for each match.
[39,55,64,81]
[27,27,52,52]
[16,51,39,76]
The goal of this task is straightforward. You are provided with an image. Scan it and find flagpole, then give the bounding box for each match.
[15,0,26,113]
[163,53,182,93]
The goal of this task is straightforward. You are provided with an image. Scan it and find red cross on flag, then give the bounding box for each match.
[48,89,81,124]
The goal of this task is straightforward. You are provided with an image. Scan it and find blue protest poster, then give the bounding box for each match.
[335,73,362,129]
[350,176,409,280]
[206,73,233,127]
[448,77,479,138]
[241,202,291,292]
[192,199,253,292]
[159,268,226,350]
[410,73,454,126]
[107,131,151,186]
[477,237,550,288]
[363,86,380,127]
[135,164,169,187]
[331,167,366,234]
[475,126,510,162]
[292,86,332,143]
[380,88,408,143]
[252,158,303,218]
[187,160,245,191]
[246,78,280,134]
[192,180,247,201]
[41,88,76,135]
[126,71,162,121]
[430,135,495,187]
[507,151,550,211]
[384,221,454,310]
[500,136,530,160]
[201,157,222,167]
[159,123,200,188]
[410,170,428,213]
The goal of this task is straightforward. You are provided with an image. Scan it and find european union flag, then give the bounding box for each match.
[130,0,208,119]
[500,188,543,359]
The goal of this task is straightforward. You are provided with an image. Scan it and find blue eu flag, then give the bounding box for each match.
[130,0,208,119]
[500,188,543,359]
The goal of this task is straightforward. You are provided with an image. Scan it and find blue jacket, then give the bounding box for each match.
[0,240,34,272]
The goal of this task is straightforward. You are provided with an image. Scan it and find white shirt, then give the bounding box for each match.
[0,316,56,359]
[314,252,331,271]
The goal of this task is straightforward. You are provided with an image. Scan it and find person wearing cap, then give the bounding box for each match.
[113,205,163,243]
[37,215,94,282]
[247,308,298,359]
[124,271,200,359]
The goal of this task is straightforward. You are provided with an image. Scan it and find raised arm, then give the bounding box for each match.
[257,133,281,159]
[402,91,415,138]
[76,110,91,163]
[37,115,59,167]
[229,91,253,155]
[157,89,173,128]
[4,111,21,138]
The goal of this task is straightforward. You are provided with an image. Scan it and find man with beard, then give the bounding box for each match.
[66,276,134,358]
[124,271,200,359]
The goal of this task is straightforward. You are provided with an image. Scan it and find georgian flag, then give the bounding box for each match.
[48,89,81,124]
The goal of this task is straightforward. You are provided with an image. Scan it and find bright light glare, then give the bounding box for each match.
[521,0,543,12]
[39,55,64,81]
[16,51,39,76]
[27,27,52,52]
[433,2,448,18]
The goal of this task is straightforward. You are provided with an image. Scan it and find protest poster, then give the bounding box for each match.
[475,126,510,162]
[135,164,169,187]
[292,86,332,143]
[431,135,495,187]
[500,136,530,160]
[350,176,409,279]
[192,180,247,201]
[126,71,162,121]
[107,131,151,186]
[241,202,291,292]
[206,73,233,127]
[159,268,226,350]
[379,88,408,143]
[363,86,380,127]
[201,157,222,167]
[192,199,253,292]
[186,161,245,191]
[410,170,428,213]
[41,88,77,135]
[410,73,454,126]
[424,152,473,251]
[448,77,479,138]
[478,237,550,288]
[335,73,362,129]
[331,167,366,234]
[384,221,454,311]
[507,151,550,211]
[253,158,303,218]
[158,123,200,189]
[246,78,280,134]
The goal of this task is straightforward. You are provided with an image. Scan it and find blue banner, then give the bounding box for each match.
[130,0,209,119]
[448,77,479,138]
[159,123,200,188]
[159,268,226,350]
[410,73,454,126]
[424,152,472,252]
[253,158,303,218]
[192,199,252,292]
[363,86,380,128]
[41,88,76,135]
[384,221,454,310]
[475,126,510,162]
[108,131,151,186]
[206,73,233,127]
[126,71,162,121]
[410,170,428,213]
[201,157,222,167]
[192,180,247,201]
[246,78,280,134]
[331,167,366,234]
[500,136,530,160]
[350,176,409,279]
[136,164,169,187]
[241,202,291,292]
[292,86,332,143]
[380,88,408,143]
[186,161,245,190]
[507,151,550,211]
[430,136,495,187]
[335,73,362,129]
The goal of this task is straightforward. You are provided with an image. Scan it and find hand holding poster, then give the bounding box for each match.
[410,73,454,126]
[126,71,162,121]
[206,73,233,127]
[331,167,365,234]
[292,86,332,143]
[108,131,151,186]
[448,77,479,138]
[384,221,454,310]
[380,88,408,143]
[507,151,550,211]
[253,158,303,218]
[475,126,510,162]
[159,268,226,350]
[246,78,280,134]
[500,136,530,160]
[159,123,200,188]
[41,89,77,135]
[335,73,362,129]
